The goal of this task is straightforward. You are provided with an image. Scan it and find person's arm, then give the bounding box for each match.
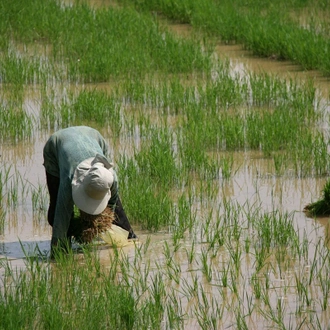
[96,131,111,160]
[108,169,118,210]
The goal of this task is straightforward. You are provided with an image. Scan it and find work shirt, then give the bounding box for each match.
[43,126,118,240]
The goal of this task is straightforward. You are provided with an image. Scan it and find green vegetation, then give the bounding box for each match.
[1,0,330,328]
[304,179,330,215]
[120,0,330,75]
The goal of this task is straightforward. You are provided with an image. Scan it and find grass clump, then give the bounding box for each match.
[0,0,212,83]
[118,155,175,231]
[0,103,34,142]
[123,0,330,77]
[40,89,122,132]
[304,179,330,216]
[0,254,136,330]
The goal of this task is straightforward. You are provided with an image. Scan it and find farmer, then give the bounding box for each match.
[43,126,136,255]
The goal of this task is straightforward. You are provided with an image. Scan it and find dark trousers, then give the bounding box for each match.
[45,172,136,239]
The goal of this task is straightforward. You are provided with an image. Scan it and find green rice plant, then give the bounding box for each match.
[0,165,12,206]
[0,0,63,43]
[140,272,166,328]
[184,240,195,265]
[1,0,212,83]
[165,289,185,329]
[164,256,181,284]
[251,273,262,299]
[244,237,251,254]
[228,267,239,295]
[63,90,121,129]
[196,295,222,330]
[221,199,242,242]
[226,241,242,274]
[0,103,34,142]
[172,195,196,246]
[0,208,5,235]
[253,241,270,273]
[132,258,151,295]
[258,292,287,330]
[164,242,181,283]
[200,247,212,282]
[194,284,223,330]
[318,269,330,311]
[134,127,180,188]
[206,215,226,253]
[123,0,330,77]
[0,52,43,85]
[220,261,231,288]
[241,289,255,316]
[219,154,235,180]
[311,133,330,177]
[180,273,199,300]
[274,246,291,280]
[294,273,312,312]
[31,183,48,217]
[304,179,330,216]
[41,89,122,130]
[0,251,138,330]
[177,126,211,175]
[307,239,324,286]
[234,305,249,330]
[118,155,175,231]
[253,211,298,251]
[69,4,210,80]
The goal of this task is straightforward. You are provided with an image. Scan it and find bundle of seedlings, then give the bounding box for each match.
[71,207,115,243]
[304,179,330,216]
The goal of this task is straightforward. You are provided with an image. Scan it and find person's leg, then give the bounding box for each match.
[113,197,137,239]
[46,171,60,227]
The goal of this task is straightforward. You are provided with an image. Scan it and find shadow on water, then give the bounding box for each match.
[0,239,50,260]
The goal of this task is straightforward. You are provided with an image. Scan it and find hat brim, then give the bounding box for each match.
[72,157,112,215]
[72,181,111,215]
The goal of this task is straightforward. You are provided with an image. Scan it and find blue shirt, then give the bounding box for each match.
[43,126,118,240]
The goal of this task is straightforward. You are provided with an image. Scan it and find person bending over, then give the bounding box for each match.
[43,126,136,255]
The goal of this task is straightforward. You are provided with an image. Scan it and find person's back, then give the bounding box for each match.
[43,126,136,258]
[43,126,109,180]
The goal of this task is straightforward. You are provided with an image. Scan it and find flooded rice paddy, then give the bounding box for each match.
[2,13,330,329]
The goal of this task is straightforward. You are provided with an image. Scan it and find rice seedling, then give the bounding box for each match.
[226,241,242,274]
[200,247,212,282]
[304,178,330,216]
[180,275,198,300]
[71,208,114,244]
[253,242,271,273]
[117,157,173,230]
[31,183,48,218]
[295,272,312,312]
[0,103,34,142]
[0,250,139,330]
[220,261,231,288]
[165,290,185,329]
[123,0,330,76]
[318,269,330,311]
[0,209,5,235]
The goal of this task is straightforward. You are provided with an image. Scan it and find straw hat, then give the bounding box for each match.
[72,154,114,215]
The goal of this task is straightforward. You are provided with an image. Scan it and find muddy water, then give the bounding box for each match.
[1,21,330,329]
